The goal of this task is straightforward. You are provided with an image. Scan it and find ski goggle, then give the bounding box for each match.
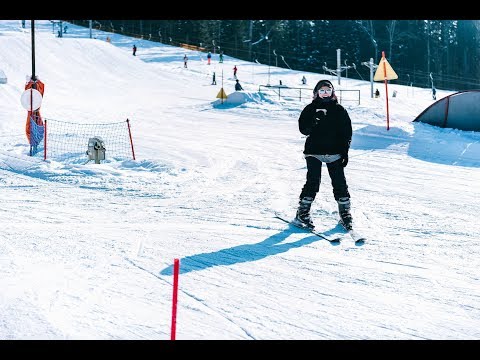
[318,88,333,95]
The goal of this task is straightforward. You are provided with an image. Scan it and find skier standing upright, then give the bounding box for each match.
[24,76,45,156]
[295,79,353,230]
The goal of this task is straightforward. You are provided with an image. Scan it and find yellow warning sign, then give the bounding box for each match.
[374,55,398,81]
[216,88,228,99]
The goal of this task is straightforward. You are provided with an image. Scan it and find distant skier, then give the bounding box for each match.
[183,54,188,68]
[132,44,137,56]
[212,72,217,85]
[301,76,307,85]
[235,79,243,91]
[207,52,212,65]
[432,87,437,100]
[219,51,224,63]
[295,79,353,230]
[233,65,238,79]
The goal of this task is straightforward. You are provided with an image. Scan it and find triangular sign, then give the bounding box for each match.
[374,56,398,81]
[216,88,228,99]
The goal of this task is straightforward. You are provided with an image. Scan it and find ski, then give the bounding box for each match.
[339,220,366,244]
[274,213,342,242]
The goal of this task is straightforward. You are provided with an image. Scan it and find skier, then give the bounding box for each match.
[295,79,353,230]
[183,54,188,68]
[212,72,217,85]
[207,51,212,65]
[233,65,238,79]
[234,79,243,91]
[24,76,45,156]
[132,44,137,56]
[219,51,224,63]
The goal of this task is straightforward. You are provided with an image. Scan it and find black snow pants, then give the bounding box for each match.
[299,156,350,201]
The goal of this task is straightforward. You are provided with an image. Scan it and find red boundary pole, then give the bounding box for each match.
[170,258,180,340]
[382,51,390,131]
[384,79,390,130]
[126,118,136,160]
[43,119,47,160]
[442,96,451,128]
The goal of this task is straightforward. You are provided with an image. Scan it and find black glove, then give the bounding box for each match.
[341,152,348,167]
[341,140,351,168]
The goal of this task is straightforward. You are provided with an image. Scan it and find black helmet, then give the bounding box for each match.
[313,79,334,93]
[313,79,335,101]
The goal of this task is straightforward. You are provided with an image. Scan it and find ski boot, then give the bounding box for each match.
[338,197,353,230]
[294,196,314,229]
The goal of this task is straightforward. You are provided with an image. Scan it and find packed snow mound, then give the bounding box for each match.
[212,91,269,107]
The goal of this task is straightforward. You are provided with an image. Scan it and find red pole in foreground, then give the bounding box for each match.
[170,258,180,340]
[382,51,390,131]
[126,118,136,160]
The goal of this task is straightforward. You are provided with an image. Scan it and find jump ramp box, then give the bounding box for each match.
[413,90,480,132]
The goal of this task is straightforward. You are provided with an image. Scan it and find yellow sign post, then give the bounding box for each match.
[216,69,228,104]
[216,88,227,100]
[374,51,398,130]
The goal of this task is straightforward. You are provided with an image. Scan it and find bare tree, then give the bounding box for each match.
[355,20,378,62]
[423,20,430,78]
[386,20,397,61]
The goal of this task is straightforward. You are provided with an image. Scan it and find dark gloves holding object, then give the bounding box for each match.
[313,109,327,126]
[341,140,351,168]
[341,151,349,167]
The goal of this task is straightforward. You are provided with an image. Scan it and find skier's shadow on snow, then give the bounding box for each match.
[159,225,339,275]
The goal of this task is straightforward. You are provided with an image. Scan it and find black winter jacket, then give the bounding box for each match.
[298,98,352,155]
